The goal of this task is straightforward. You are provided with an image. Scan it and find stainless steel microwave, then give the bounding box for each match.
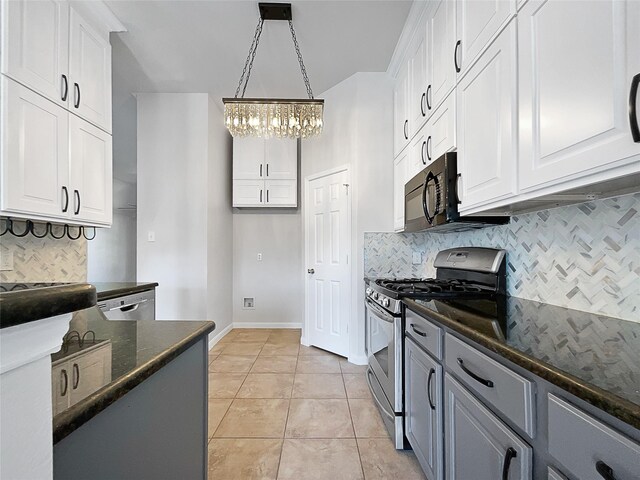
[404,152,509,233]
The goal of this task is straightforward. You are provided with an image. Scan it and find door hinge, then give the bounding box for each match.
[343,183,349,195]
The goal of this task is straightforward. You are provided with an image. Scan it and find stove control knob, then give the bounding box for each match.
[383,298,390,308]
[366,288,372,296]
[373,293,379,300]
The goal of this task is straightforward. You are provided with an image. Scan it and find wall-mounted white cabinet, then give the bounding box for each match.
[427,0,456,113]
[1,0,112,134]
[457,21,518,212]
[1,75,112,226]
[394,62,410,157]
[68,7,112,133]
[232,138,297,207]
[409,29,428,136]
[393,150,408,231]
[517,0,640,193]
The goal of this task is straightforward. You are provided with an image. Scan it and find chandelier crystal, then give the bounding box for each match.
[223,3,324,139]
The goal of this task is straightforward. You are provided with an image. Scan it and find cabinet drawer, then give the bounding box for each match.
[548,394,640,480]
[405,307,442,360]
[445,333,534,436]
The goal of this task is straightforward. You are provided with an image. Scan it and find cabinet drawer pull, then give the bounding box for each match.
[260,164,263,177]
[62,186,69,213]
[404,119,408,140]
[74,190,80,215]
[420,92,426,116]
[74,83,80,108]
[427,367,435,410]
[629,73,640,142]
[595,460,616,480]
[501,447,517,480]
[421,141,427,165]
[61,369,68,396]
[260,189,263,203]
[61,75,68,102]
[426,136,432,162]
[426,84,432,110]
[410,324,427,337]
[454,40,461,73]
[457,357,494,388]
[72,363,80,389]
[266,190,269,203]
[266,163,269,177]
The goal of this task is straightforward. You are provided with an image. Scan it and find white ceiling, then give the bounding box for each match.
[106,0,412,99]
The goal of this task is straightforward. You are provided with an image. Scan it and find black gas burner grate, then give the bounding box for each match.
[374,278,493,297]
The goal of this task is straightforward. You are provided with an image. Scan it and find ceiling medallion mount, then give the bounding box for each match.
[223,2,324,139]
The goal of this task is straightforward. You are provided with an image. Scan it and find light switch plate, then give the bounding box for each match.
[412,251,422,265]
[0,250,14,271]
[257,253,262,261]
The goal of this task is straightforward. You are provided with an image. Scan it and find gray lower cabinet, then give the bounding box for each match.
[405,337,443,480]
[547,467,567,480]
[445,375,532,480]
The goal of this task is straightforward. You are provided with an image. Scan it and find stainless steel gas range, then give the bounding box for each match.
[364,247,507,449]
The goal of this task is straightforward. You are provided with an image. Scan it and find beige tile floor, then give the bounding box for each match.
[208,328,426,480]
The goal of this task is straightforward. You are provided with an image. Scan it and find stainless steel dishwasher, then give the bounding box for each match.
[98,289,156,321]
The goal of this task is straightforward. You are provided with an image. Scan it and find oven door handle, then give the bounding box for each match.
[365,298,396,323]
[366,367,395,421]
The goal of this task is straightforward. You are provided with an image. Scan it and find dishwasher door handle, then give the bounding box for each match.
[101,298,148,312]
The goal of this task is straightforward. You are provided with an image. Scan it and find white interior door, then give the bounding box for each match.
[305,168,351,357]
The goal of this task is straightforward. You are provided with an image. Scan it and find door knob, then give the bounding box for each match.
[307,269,315,274]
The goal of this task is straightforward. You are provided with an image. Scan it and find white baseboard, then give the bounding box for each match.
[233,322,303,329]
[300,336,310,347]
[348,354,368,366]
[208,323,233,351]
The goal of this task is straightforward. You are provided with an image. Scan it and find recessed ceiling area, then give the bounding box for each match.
[107,0,412,100]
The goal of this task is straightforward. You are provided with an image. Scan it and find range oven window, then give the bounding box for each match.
[367,306,394,377]
[405,184,425,225]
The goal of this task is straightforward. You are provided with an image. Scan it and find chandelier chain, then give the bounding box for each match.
[235,18,264,98]
[288,20,314,99]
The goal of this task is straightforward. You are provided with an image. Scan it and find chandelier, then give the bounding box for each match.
[223,3,324,139]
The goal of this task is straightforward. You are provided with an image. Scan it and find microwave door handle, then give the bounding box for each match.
[422,172,434,224]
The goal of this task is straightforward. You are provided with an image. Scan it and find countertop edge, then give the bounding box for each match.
[95,283,159,301]
[403,298,640,430]
[52,320,215,443]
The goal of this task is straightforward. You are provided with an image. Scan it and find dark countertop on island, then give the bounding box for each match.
[52,306,214,443]
[404,296,640,429]
[0,283,96,329]
[92,282,159,301]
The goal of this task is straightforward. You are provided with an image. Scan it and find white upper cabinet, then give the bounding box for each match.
[232,138,297,207]
[428,90,456,162]
[427,0,457,112]
[409,28,428,136]
[394,149,408,231]
[69,7,112,133]
[1,0,70,107]
[518,0,640,192]
[456,0,516,77]
[409,125,429,181]
[394,62,410,157]
[264,138,297,180]
[457,21,518,212]
[1,77,69,218]
[69,114,112,225]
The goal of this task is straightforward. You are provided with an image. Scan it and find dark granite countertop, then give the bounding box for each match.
[92,282,159,301]
[52,306,214,443]
[0,283,96,329]
[404,296,640,429]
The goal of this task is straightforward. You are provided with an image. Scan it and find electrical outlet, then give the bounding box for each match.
[243,297,255,309]
[0,250,14,271]
[412,251,422,265]
[148,231,155,242]
[257,253,262,261]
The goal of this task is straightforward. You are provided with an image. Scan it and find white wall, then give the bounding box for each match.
[137,93,209,320]
[232,210,303,327]
[303,72,394,363]
[207,97,234,333]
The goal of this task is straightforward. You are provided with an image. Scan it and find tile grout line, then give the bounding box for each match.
[342,370,367,480]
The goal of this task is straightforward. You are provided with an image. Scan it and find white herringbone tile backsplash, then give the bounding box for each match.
[364,193,640,322]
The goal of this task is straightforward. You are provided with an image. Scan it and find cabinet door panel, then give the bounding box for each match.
[518,0,640,191]
[394,63,410,157]
[457,22,518,212]
[445,375,532,480]
[457,0,515,76]
[233,179,264,207]
[393,151,408,231]
[69,7,111,133]
[428,0,456,111]
[409,29,428,135]
[429,91,456,161]
[233,137,265,179]
[265,138,297,180]
[51,362,70,416]
[405,338,443,480]
[409,126,428,180]
[69,114,112,225]
[264,179,296,207]
[1,77,69,218]
[1,0,69,107]
[69,344,112,406]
